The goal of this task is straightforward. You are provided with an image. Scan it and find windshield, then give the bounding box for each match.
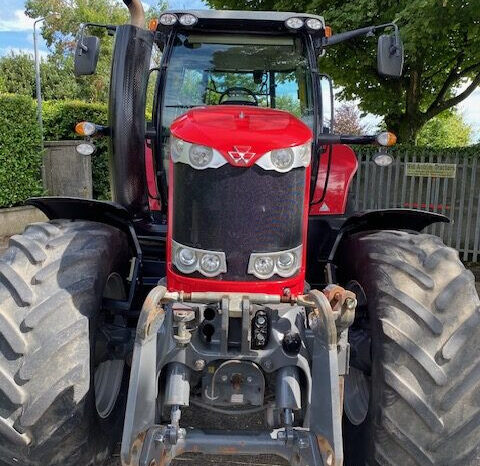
[158,33,314,169]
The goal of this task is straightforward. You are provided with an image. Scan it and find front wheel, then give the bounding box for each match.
[341,230,480,465]
[0,220,129,465]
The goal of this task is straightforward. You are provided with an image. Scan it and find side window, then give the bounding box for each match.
[178,69,205,106]
[275,73,302,117]
[275,69,314,127]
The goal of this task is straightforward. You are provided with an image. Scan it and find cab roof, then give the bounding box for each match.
[165,10,324,23]
[157,9,325,34]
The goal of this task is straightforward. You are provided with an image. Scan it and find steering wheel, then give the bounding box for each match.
[219,87,259,106]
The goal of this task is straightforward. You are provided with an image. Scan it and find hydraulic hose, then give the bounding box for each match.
[122,0,145,28]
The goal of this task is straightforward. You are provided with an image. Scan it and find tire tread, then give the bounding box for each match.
[345,230,480,465]
[0,220,128,466]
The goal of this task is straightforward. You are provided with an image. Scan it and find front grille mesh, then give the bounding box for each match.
[172,164,305,281]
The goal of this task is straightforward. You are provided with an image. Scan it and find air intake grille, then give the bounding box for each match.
[172,164,305,281]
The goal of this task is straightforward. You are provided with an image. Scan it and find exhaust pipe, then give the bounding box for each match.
[109,0,153,218]
[122,0,145,28]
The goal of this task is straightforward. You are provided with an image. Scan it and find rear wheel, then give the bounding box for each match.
[341,230,480,465]
[0,220,129,465]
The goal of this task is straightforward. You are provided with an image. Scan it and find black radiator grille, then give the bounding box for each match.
[172,163,305,281]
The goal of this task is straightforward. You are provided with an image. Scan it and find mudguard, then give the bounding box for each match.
[341,208,449,234]
[306,208,450,286]
[28,196,130,225]
[26,196,140,251]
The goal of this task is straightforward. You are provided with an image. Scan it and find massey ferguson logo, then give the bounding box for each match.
[228,146,256,164]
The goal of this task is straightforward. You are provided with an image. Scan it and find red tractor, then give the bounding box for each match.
[1,2,479,466]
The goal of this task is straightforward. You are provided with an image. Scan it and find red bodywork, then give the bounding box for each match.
[167,106,311,296]
[145,144,161,211]
[145,107,358,295]
[170,106,312,167]
[309,145,358,215]
[145,143,358,215]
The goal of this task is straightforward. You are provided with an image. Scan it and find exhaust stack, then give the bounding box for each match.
[108,1,153,218]
[123,0,145,28]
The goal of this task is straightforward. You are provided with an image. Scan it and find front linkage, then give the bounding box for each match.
[121,286,356,466]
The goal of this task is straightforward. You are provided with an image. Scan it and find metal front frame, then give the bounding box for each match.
[121,287,347,466]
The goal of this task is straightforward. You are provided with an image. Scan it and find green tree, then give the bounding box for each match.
[0,52,82,100]
[25,0,128,102]
[41,54,81,100]
[416,110,472,148]
[207,0,480,143]
[25,0,166,103]
[0,53,35,95]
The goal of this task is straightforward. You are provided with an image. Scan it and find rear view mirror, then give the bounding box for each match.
[74,36,100,76]
[377,32,404,78]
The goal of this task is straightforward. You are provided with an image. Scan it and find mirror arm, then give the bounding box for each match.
[318,134,378,145]
[77,22,117,55]
[323,22,398,47]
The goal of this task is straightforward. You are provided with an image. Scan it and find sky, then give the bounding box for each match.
[0,0,478,140]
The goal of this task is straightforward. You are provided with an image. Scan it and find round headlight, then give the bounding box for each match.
[276,252,296,273]
[76,142,96,156]
[373,153,394,167]
[271,148,294,172]
[171,137,185,162]
[305,18,323,31]
[179,13,197,26]
[200,254,221,274]
[285,17,304,30]
[299,143,311,166]
[177,247,196,267]
[254,256,275,277]
[159,13,178,26]
[189,144,213,169]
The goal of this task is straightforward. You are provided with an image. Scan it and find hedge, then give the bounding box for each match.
[43,100,110,200]
[0,94,43,208]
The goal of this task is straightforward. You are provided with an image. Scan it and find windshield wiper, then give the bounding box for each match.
[165,104,199,108]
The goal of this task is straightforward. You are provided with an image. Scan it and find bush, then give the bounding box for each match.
[0,94,43,208]
[43,100,111,200]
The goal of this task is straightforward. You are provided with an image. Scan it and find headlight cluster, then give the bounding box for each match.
[171,137,311,172]
[159,13,198,27]
[172,241,302,280]
[172,240,227,277]
[171,137,227,170]
[256,141,311,173]
[285,17,324,32]
[247,245,302,279]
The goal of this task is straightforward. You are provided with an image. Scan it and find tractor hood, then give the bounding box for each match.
[170,105,312,167]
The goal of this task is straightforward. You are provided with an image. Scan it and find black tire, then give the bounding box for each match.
[341,230,480,466]
[0,220,128,466]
